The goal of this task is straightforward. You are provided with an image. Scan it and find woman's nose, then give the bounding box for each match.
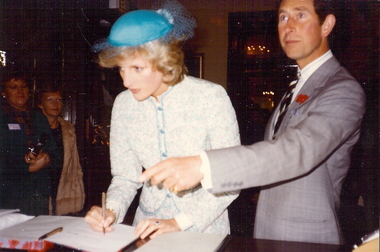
[120,72,132,88]
[123,78,130,88]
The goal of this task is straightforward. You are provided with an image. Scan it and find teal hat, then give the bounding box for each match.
[93,0,196,53]
[107,10,174,47]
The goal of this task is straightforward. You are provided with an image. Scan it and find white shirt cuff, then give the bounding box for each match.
[174,212,194,231]
[199,151,213,190]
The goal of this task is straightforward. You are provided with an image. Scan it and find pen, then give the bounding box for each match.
[38,227,63,241]
[102,192,106,234]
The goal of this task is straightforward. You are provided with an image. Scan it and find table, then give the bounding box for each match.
[219,237,350,252]
[1,236,352,252]
[122,236,351,252]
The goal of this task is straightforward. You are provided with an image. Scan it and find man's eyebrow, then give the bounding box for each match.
[278,9,287,15]
[294,6,309,12]
[278,6,309,14]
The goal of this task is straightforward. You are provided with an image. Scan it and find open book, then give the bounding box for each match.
[0,210,228,252]
[0,214,137,252]
[0,209,34,230]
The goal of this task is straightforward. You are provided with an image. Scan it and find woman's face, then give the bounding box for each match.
[38,91,63,119]
[2,78,29,110]
[118,53,169,101]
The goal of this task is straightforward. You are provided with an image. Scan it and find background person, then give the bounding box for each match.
[141,0,366,245]
[85,0,240,240]
[0,69,58,216]
[37,85,85,216]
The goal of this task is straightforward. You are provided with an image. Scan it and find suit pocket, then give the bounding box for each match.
[287,110,307,128]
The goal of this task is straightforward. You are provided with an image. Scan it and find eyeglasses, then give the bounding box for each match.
[45,98,63,104]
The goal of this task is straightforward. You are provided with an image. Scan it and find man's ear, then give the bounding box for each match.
[322,14,336,37]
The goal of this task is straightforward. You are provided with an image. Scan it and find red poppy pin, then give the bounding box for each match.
[296,94,309,104]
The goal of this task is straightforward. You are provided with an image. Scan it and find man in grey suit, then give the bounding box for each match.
[140,0,366,245]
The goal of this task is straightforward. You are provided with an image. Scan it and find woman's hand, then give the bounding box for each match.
[134,218,181,239]
[84,206,116,233]
[25,152,50,172]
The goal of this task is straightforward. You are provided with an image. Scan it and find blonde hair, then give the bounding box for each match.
[98,40,188,86]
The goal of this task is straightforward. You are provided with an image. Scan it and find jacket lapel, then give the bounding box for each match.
[265,56,341,139]
[291,56,340,110]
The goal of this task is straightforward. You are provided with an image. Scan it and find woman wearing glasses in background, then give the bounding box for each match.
[37,85,85,216]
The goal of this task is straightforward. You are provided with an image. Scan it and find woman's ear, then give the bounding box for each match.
[322,14,336,37]
[162,71,173,84]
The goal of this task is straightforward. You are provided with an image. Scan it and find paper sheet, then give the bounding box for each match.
[0,215,138,252]
[0,209,20,216]
[135,232,227,252]
[0,209,34,231]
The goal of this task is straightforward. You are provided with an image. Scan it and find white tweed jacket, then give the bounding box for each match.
[107,76,240,233]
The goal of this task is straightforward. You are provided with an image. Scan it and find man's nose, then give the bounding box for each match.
[285,17,296,32]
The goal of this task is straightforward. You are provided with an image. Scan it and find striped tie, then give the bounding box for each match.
[273,78,298,139]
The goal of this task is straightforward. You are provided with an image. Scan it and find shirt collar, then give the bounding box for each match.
[291,50,333,103]
[299,50,333,83]
[150,85,174,105]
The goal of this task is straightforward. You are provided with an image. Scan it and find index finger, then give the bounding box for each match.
[139,160,167,183]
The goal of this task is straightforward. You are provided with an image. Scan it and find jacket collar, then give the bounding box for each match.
[290,56,341,110]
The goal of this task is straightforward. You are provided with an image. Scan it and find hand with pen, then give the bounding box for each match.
[84,206,116,233]
[84,204,181,239]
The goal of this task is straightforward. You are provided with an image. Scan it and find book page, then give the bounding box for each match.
[0,215,138,252]
[0,209,20,216]
[0,209,34,231]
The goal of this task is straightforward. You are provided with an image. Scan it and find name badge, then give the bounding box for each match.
[8,124,21,130]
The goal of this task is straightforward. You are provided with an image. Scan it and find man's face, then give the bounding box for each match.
[278,0,327,68]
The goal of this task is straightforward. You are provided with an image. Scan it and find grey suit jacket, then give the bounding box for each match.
[206,56,366,244]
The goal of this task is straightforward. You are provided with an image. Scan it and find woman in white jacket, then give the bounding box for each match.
[85,0,240,239]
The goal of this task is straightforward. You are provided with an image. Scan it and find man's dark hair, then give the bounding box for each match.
[277,0,336,24]
[313,0,336,24]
